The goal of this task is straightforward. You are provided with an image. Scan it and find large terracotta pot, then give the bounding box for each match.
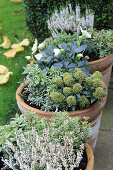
[16,81,107,151]
[88,52,113,88]
[85,144,94,170]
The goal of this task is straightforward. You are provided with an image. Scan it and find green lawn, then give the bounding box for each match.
[0,0,31,125]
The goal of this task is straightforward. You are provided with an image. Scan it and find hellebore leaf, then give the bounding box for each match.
[0,72,13,84]
[0,35,11,49]
[4,45,24,59]
[0,65,9,74]
[11,38,29,48]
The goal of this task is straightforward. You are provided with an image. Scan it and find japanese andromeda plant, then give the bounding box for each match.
[22,65,106,112]
[0,112,91,170]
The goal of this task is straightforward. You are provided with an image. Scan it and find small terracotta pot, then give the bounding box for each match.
[85,144,94,170]
[16,81,107,151]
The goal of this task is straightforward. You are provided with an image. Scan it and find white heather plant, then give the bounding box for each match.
[1,112,91,170]
[47,4,94,37]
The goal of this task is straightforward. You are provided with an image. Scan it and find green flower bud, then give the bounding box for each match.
[79,95,90,109]
[73,83,82,94]
[93,78,102,88]
[93,87,105,100]
[63,87,72,96]
[86,77,93,87]
[51,92,65,103]
[54,77,63,87]
[74,71,85,84]
[63,72,72,79]
[63,75,74,87]
[67,96,76,107]
[92,71,103,80]
[75,68,81,73]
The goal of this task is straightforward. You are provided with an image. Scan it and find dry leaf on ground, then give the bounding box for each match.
[11,0,22,3]
[0,35,11,49]
[0,65,9,74]
[11,38,29,48]
[0,72,13,84]
[0,27,3,31]
[4,45,24,59]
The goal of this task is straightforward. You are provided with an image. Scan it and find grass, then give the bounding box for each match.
[0,0,31,125]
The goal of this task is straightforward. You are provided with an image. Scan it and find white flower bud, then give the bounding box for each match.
[80,27,91,38]
[35,53,43,60]
[38,43,45,50]
[25,56,31,60]
[32,39,38,54]
[53,48,61,56]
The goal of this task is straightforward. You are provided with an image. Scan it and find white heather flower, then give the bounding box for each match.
[35,53,43,60]
[53,48,61,56]
[25,56,31,60]
[32,39,38,54]
[38,43,45,50]
[80,27,91,38]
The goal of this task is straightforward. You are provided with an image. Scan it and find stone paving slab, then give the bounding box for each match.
[94,78,113,170]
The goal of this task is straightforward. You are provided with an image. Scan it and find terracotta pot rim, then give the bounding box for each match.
[85,143,94,170]
[16,80,107,116]
[88,52,113,66]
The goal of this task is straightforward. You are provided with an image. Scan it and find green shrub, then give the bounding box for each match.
[22,0,113,40]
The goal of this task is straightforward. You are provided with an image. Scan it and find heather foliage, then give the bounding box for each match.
[0,112,91,170]
[47,4,94,37]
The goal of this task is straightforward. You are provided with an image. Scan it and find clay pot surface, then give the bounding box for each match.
[85,144,94,170]
[88,52,113,72]
[16,81,107,123]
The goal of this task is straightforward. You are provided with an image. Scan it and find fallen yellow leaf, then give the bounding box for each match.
[0,35,11,49]
[11,38,29,48]
[0,65,9,74]
[4,45,24,59]
[11,0,22,3]
[0,27,3,31]
[0,72,13,84]
[0,51,1,54]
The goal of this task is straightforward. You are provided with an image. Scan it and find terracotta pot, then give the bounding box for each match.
[85,144,94,170]
[101,65,112,88]
[16,81,107,151]
[88,52,113,72]
[88,52,113,88]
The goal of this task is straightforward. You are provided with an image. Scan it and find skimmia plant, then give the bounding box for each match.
[22,65,106,112]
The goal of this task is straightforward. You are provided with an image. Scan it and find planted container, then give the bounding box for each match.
[16,80,107,152]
